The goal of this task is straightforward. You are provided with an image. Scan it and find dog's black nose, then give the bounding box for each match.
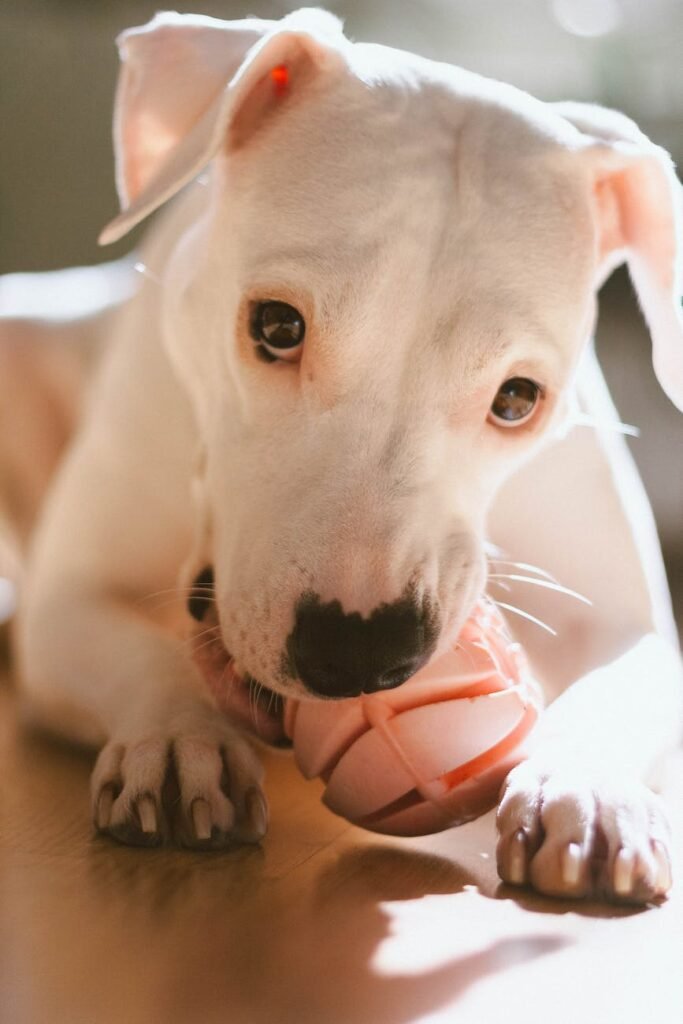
[287,592,437,698]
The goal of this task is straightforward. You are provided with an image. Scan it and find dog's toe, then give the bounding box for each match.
[171,731,267,849]
[496,761,673,904]
[92,736,172,846]
[91,715,267,849]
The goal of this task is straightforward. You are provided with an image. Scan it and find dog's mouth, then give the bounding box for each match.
[191,627,289,746]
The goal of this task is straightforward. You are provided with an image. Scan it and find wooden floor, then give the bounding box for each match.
[0,674,681,1024]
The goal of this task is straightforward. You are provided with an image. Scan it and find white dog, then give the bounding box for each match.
[2,8,682,904]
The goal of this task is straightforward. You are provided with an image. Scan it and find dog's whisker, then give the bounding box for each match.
[191,635,222,656]
[487,559,558,582]
[454,639,483,670]
[189,621,220,640]
[133,260,162,286]
[190,625,218,643]
[217,651,237,688]
[267,688,277,716]
[136,586,217,611]
[214,657,234,705]
[248,678,263,727]
[488,579,512,593]
[135,589,187,609]
[255,683,263,724]
[137,586,195,601]
[491,599,558,636]
[488,574,592,605]
[570,411,640,437]
[187,629,222,656]
[143,595,217,616]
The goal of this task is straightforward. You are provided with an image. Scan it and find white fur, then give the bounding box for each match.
[2,9,682,899]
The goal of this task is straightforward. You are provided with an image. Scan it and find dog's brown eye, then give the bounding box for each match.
[250,301,305,362]
[489,377,541,426]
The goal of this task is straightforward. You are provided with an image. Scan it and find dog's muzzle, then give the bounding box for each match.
[188,568,439,710]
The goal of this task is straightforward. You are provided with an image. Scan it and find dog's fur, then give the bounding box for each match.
[1,8,682,902]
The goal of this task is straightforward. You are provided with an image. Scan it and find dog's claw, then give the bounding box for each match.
[191,798,213,841]
[561,842,582,888]
[245,786,268,841]
[613,847,636,897]
[653,840,672,895]
[137,795,158,835]
[507,828,527,885]
[95,786,115,830]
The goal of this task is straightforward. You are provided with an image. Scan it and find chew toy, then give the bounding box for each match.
[284,600,542,836]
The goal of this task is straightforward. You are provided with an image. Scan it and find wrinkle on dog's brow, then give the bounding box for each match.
[432,304,512,364]
[433,311,495,351]
[251,249,334,277]
[432,290,562,371]
[248,237,383,282]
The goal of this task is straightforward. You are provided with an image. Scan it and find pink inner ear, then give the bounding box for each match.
[228,41,317,152]
[122,118,178,208]
[594,175,626,262]
[619,161,678,293]
[597,161,678,293]
[592,149,683,411]
[113,19,271,209]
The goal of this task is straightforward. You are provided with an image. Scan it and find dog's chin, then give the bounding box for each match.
[191,631,289,747]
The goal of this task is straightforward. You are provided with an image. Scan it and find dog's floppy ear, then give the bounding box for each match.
[99,8,345,246]
[555,102,683,411]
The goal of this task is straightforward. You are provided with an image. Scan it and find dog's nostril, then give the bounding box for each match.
[296,662,360,700]
[370,661,420,693]
[188,565,215,622]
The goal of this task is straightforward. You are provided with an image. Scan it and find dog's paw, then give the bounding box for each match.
[91,708,268,849]
[495,760,673,904]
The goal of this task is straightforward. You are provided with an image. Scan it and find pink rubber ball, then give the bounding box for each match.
[284,600,542,836]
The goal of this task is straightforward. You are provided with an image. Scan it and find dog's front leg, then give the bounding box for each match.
[13,304,270,849]
[496,634,682,902]
[490,349,682,902]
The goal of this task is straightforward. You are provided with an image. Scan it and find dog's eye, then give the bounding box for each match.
[489,377,541,427]
[250,301,305,362]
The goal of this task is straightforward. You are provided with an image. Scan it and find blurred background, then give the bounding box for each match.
[0,0,681,633]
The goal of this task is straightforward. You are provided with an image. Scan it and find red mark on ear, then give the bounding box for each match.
[270,64,289,97]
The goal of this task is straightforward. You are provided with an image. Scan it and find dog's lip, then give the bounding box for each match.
[224,665,289,747]
[191,631,289,746]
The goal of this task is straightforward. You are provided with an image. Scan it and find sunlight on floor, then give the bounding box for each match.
[372,889,571,976]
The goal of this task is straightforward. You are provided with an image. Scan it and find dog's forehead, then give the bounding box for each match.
[229,42,589,283]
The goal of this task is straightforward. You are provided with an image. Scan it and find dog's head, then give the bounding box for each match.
[101,9,683,725]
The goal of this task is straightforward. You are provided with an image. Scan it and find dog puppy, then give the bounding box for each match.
[5,8,683,902]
